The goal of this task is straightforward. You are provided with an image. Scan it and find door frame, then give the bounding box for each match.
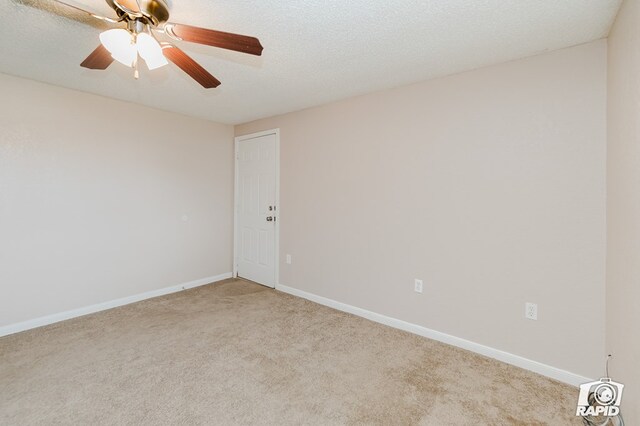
[233,129,280,288]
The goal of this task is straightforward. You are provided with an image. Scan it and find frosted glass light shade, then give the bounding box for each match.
[99,29,136,67]
[136,33,168,70]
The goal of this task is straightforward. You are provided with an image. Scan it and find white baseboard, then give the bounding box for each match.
[0,272,233,338]
[276,283,591,387]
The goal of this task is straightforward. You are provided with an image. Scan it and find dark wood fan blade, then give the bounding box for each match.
[165,23,263,56]
[16,0,118,29]
[80,45,114,70]
[161,44,221,89]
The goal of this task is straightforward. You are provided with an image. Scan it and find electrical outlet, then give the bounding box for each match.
[525,303,538,320]
[414,279,423,294]
[286,254,292,264]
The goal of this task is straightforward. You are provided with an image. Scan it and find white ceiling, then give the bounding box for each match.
[0,0,622,124]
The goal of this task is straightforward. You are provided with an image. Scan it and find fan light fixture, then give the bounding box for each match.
[42,0,264,88]
[136,33,167,70]
[99,28,168,70]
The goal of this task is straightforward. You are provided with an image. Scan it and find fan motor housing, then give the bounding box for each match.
[106,0,170,25]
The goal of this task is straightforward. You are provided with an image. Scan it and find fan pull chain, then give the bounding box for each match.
[133,55,139,80]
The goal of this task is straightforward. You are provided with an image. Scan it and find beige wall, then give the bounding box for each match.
[607,0,640,421]
[237,41,608,379]
[0,73,234,327]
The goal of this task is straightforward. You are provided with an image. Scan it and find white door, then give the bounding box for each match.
[235,132,278,288]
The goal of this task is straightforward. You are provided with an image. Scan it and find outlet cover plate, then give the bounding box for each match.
[525,302,538,320]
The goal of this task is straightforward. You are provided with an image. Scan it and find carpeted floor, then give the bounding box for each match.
[0,279,582,425]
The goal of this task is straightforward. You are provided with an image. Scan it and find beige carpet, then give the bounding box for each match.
[0,279,581,425]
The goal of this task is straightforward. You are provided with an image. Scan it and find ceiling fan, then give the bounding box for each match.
[19,0,264,88]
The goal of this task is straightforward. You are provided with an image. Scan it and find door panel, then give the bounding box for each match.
[236,133,277,287]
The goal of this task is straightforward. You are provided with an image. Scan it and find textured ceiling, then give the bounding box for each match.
[0,0,622,124]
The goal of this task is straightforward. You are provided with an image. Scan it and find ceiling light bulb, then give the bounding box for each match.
[136,33,168,70]
[99,29,137,67]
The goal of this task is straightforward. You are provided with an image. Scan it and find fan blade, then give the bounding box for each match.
[16,0,118,29]
[80,45,115,70]
[164,23,263,56]
[161,44,221,89]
